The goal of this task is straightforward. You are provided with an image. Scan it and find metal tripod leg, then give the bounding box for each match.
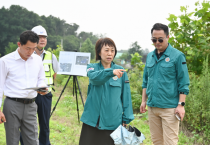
[73,76,80,123]
[50,75,85,121]
[75,76,85,107]
[50,75,72,118]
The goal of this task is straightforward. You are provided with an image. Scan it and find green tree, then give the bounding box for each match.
[80,38,95,59]
[128,52,145,96]
[47,35,62,50]
[0,5,80,56]
[130,53,145,71]
[0,5,100,57]
[78,31,99,45]
[63,35,80,52]
[47,45,63,60]
[5,42,17,54]
[128,42,143,60]
[65,23,79,36]
[167,1,210,74]
[0,5,43,56]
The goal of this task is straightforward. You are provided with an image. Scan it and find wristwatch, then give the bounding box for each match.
[178,102,185,106]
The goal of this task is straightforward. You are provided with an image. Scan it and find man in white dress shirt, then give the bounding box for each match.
[0,30,47,145]
[20,25,59,145]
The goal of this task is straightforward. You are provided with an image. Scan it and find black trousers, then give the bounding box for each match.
[79,123,114,145]
[20,92,52,145]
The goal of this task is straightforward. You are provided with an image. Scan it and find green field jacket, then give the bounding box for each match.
[80,61,134,130]
[142,44,190,108]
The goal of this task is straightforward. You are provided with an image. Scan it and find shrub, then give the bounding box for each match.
[127,53,144,111]
[184,56,210,143]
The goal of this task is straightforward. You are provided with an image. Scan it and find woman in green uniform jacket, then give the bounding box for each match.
[79,38,134,145]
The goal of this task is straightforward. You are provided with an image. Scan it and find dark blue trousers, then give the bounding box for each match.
[20,92,52,145]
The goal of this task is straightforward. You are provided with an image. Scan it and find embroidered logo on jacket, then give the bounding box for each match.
[165,57,170,62]
[113,76,118,80]
[87,68,94,72]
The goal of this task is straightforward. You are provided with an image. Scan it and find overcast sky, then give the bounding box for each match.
[0,0,202,52]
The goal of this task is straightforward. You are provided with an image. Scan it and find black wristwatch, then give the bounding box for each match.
[178,102,185,106]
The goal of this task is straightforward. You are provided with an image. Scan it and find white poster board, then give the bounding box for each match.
[57,51,91,76]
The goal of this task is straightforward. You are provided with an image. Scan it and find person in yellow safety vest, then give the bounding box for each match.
[43,51,56,88]
[20,25,59,145]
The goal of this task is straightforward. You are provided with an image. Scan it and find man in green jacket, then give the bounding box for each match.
[140,23,190,145]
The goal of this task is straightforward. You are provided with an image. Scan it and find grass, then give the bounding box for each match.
[49,86,153,145]
[0,121,6,145]
[0,84,204,145]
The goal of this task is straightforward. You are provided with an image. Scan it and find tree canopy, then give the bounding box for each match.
[80,38,95,59]
[128,41,143,59]
[167,1,210,74]
[119,41,144,61]
[0,5,99,56]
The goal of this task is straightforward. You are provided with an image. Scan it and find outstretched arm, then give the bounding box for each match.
[87,64,125,85]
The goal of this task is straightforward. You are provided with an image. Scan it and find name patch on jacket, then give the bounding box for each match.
[87,68,94,72]
[182,62,186,64]
[125,80,129,83]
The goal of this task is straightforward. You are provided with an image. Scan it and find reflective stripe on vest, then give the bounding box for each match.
[43,51,55,90]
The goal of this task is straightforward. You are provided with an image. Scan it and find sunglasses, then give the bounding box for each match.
[151,37,166,43]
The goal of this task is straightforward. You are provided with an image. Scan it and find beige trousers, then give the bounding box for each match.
[148,107,179,145]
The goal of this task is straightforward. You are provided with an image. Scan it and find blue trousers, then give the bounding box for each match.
[20,92,52,145]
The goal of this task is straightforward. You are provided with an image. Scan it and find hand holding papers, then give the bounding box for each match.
[23,86,50,95]
[23,86,49,91]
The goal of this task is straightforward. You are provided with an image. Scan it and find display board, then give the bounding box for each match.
[57,51,91,76]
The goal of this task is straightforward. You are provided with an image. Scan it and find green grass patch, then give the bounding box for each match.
[0,84,205,144]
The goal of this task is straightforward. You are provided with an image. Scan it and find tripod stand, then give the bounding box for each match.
[50,75,85,123]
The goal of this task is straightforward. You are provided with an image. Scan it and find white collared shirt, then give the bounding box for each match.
[0,49,46,107]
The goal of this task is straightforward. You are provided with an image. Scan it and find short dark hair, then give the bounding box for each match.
[95,37,117,60]
[19,30,39,45]
[151,23,169,36]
